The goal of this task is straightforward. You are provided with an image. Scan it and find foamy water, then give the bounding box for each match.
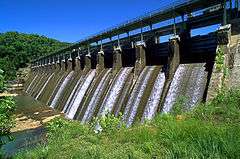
[162,64,207,113]
[47,73,66,105]
[162,65,186,113]
[122,68,148,122]
[142,72,165,121]
[185,64,207,109]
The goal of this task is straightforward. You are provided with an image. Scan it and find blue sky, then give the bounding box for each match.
[0,0,220,43]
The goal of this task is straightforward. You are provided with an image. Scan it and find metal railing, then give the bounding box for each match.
[75,0,192,44]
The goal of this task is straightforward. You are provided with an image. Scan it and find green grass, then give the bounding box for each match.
[15,89,240,159]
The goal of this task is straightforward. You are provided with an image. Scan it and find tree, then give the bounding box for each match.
[0,31,70,79]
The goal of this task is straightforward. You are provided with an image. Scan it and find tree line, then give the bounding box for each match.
[0,32,70,79]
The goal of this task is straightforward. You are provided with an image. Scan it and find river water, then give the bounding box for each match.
[1,93,61,158]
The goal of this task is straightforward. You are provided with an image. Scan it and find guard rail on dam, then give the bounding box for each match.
[24,0,240,126]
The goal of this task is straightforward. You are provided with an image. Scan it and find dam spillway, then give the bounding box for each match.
[24,0,240,126]
[24,32,221,126]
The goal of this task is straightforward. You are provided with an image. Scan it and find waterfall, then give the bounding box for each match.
[47,73,67,105]
[65,70,96,119]
[162,64,207,113]
[62,76,84,113]
[162,65,186,113]
[64,72,92,115]
[98,67,133,117]
[141,72,165,122]
[29,75,45,95]
[26,75,38,93]
[184,64,207,109]
[50,71,74,108]
[122,68,148,122]
[35,73,54,100]
[125,67,154,127]
[81,69,112,123]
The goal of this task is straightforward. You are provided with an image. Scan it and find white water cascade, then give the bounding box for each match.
[98,67,133,117]
[123,67,154,127]
[65,70,96,119]
[162,65,186,113]
[35,73,54,100]
[50,71,74,108]
[141,72,165,122]
[162,64,207,113]
[26,75,38,93]
[81,69,112,123]
[64,72,92,115]
[183,64,207,109]
[62,76,84,113]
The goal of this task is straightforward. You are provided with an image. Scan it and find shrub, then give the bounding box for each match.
[0,69,16,157]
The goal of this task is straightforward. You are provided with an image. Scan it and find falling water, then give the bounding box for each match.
[26,75,38,93]
[122,68,148,122]
[64,73,91,114]
[124,67,154,127]
[162,64,207,113]
[35,73,54,100]
[65,70,96,119]
[47,73,66,105]
[50,71,74,108]
[141,72,165,122]
[162,65,186,113]
[98,67,133,117]
[81,69,112,123]
[30,74,46,95]
[62,76,84,113]
[184,64,207,109]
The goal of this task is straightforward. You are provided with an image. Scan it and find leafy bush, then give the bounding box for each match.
[0,69,16,155]
[91,113,125,134]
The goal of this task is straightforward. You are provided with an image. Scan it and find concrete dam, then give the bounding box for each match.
[24,0,240,126]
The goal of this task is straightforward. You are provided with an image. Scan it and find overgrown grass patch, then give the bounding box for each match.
[15,89,240,159]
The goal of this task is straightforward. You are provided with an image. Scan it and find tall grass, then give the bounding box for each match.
[15,89,240,159]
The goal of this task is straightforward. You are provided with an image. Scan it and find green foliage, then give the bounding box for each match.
[0,69,6,92]
[0,97,16,136]
[0,69,16,152]
[15,89,240,159]
[190,89,240,123]
[0,31,70,79]
[215,46,225,72]
[170,96,187,115]
[91,113,125,134]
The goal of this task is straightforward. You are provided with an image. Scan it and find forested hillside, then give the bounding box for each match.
[0,32,70,79]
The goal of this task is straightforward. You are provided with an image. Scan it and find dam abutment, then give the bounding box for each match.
[207,25,232,100]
